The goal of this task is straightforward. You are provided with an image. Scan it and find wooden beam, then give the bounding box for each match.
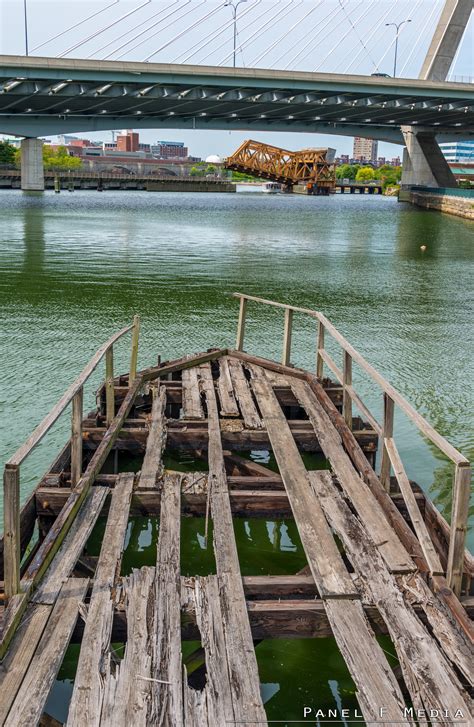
[3,466,20,600]
[70,386,83,488]
[282,307,293,366]
[217,356,239,416]
[182,367,205,419]
[446,464,472,596]
[105,346,114,426]
[128,314,140,385]
[316,320,325,378]
[380,393,394,491]
[342,350,352,429]
[138,385,166,489]
[67,473,134,727]
[236,296,247,350]
[227,358,263,429]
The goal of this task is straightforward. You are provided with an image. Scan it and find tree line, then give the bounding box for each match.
[336,163,402,188]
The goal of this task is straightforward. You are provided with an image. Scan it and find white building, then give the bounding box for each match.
[439,141,474,163]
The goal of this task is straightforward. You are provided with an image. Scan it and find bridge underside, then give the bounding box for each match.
[0,55,472,143]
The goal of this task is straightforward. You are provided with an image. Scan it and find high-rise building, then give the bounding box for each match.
[353,137,378,162]
[439,141,474,163]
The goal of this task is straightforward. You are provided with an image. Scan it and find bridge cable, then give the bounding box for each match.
[197,0,274,65]
[341,0,397,74]
[217,0,296,66]
[280,2,348,70]
[250,0,318,67]
[174,0,261,64]
[372,0,425,75]
[143,3,227,62]
[89,0,180,59]
[30,0,120,53]
[59,0,152,57]
[312,0,376,72]
[113,1,203,60]
[398,0,444,76]
[336,0,378,69]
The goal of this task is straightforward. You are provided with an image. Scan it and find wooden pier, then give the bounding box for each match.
[0,295,472,725]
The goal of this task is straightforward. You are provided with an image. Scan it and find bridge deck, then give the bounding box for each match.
[0,346,472,726]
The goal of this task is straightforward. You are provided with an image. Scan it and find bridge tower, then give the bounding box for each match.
[401,0,473,193]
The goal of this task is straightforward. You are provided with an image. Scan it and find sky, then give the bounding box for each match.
[0,0,472,158]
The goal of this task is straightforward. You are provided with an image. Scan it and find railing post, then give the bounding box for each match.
[447,463,471,596]
[71,387,83,488]
[129,314,140,385]
[316,320,325,378]
[282,308,293,366]
[379,393,394,491]
[342,351,353,429]
[105,345,114,426]
[4,464,20,600]
[236,297,247,351]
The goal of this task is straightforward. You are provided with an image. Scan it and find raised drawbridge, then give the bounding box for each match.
[224,139,336,193]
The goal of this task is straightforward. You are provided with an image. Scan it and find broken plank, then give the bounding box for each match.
[249,365,358,599]
[101,567,156,727]
[217,356,240,416]
[138,385,167,488]
[5,578,89,727]
[200,363,267,724]
[67,473,134,727]
[33,486,110,605]
[227,358,263,429]
[182,368,205,420]
[149,473,183,726]
[310,471,472,720]
[291,378,414,574]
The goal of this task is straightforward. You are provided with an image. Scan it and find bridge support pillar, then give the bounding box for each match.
[21,138,44,192]
[399,127,457,199]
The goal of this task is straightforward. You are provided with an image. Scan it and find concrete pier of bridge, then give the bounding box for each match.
[20,138,44,192]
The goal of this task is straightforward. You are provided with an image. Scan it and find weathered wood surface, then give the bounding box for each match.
[227,358,263,429]
[182,367,205,419]
[138,385,167,488]
[217,356,240,416]
[290,378,415,574]
[324,598,410,725]
[385,437,443,574]
[311,472,472,720]
[249,365,357,599]
[0,602,52,724]
[67,473,134,727]
[5,578,89,727]
[33,486,109,605]
[149,472,184,726]
[101,567,156,727]
[200,363,268,724]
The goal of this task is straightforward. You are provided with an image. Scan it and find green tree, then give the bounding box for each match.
[355,166,375,182]
[0,141,16,165]
[205,164,216,175]
[336,163,357,180]
[42,145,82,170]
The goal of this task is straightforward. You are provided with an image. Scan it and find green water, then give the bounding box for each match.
[1,190,473,723]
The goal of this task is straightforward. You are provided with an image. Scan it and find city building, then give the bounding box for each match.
[439,140,474,163]
[151,141,188,159]
[117,130,140,153]
[353,137,378,162]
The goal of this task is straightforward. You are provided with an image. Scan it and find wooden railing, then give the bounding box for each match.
[3,316,140,600]
[233,292,471,595]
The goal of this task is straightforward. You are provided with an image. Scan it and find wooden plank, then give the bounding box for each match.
[149,473,183,726]
[0,603,52,725]
[290,378,415,574]
[385,437,443,575]
[200,363,267,724]
[227,358,263,429]
[217,356,239,416]
[142,348,226,383]
[310,471,472,718]
[4,578,89,727]
[101,566,156,727]
[7,323,134,467]
[105,346,115,425]
[67,473,134,727]
[70,387,83,488]
[236,296,247,350]
[182,576,235,726]
[324,598,410,724]
[33,486,109,605]
[282,307,293,366]
[3,466,20,600]
[249,365,358,599]
[128,314,140,385]
[447,464,472,595]
[138,385,167,488]
[182,367,205,419]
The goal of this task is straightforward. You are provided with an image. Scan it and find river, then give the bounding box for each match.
[0,189,472,723]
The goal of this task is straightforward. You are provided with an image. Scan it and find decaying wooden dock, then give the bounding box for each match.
[0,293,472,726]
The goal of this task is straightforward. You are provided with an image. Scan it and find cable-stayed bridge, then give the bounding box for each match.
[0,0,472,191]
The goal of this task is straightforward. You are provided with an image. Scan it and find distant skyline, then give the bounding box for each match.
[1,0,472,158]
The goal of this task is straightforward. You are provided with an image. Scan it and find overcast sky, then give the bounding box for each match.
[1,0,472,157]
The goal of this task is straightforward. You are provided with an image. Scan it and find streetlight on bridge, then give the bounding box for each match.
[225,0,248,68]
[385,19,411,77]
